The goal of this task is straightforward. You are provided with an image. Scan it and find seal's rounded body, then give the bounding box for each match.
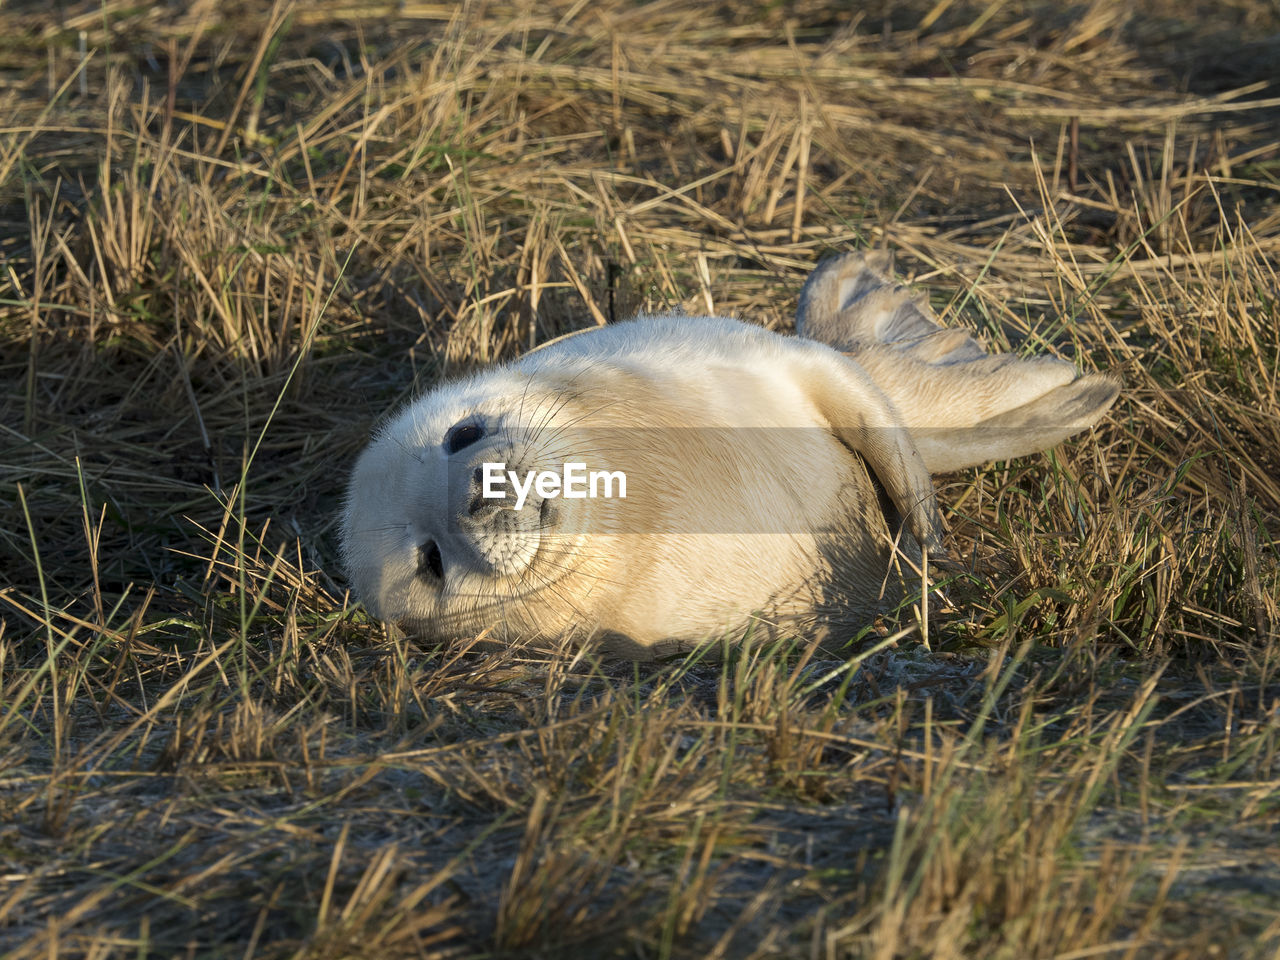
[341,253,1118,655]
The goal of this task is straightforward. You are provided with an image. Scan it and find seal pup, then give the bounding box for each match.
[341,252,1118,655]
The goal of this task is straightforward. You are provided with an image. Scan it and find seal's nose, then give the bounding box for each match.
[468,466,490,515]
[417,540,443,580]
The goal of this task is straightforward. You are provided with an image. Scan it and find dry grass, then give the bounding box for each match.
[2,0,1279,956]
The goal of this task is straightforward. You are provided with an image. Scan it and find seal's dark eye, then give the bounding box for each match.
[443,422,484,454]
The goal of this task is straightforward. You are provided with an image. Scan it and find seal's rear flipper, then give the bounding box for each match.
[796,251,1119,472]
[910,373,1119,473]
[797,250,950,353]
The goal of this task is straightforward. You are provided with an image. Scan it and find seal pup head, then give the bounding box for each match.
[340,364,628,641]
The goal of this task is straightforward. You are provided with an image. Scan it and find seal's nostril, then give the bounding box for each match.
[417,540,443,580]
[473,466,483,485]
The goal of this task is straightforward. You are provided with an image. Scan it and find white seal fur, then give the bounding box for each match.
[341,252,1118,655]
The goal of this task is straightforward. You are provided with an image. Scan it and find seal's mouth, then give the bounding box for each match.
[538,493,558,529]
[415,479,555,592]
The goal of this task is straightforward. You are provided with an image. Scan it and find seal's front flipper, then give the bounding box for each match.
[796,251,1119,473]
[784,338,944,551]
